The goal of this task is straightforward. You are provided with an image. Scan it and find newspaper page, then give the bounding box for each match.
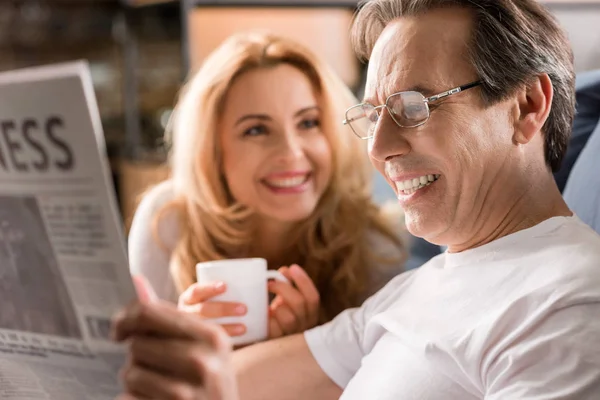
[0,61,137,399]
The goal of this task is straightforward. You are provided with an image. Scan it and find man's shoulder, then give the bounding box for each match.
[548,216,600,269]
[516,217,600,305]
[520,215,600,260]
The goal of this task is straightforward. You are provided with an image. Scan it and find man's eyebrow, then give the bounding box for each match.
[361,84,437,104]
[406,85,437,97]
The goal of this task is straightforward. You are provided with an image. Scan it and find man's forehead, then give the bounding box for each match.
[363,8,474,102]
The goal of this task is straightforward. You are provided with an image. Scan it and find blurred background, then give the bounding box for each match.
[2,0,599,230]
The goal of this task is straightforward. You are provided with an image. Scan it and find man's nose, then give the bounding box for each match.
[368,108,411,162]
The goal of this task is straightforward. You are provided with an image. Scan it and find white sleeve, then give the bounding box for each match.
[303,276,403,389]
[303,308,364,388]
[127,182,179,303]
[485,302,600,399]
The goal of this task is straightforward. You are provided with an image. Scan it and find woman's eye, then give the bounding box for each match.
[299,118,320,130]
[243,125,267,137]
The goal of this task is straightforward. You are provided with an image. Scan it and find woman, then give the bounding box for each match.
[128,32,405,340]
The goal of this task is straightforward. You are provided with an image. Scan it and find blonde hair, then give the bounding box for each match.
[158,31,404,322]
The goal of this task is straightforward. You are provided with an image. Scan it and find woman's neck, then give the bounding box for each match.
[250,218,300,269]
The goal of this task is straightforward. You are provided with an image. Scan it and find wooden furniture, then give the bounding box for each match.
[182,0,361,89]
[119,160,170,232]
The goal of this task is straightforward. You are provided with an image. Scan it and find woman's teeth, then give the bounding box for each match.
[264,175,308,188]
[396,174,440,195]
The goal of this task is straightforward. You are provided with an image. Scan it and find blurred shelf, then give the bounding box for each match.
[185,0,358,7]
[542,0,600,3]
[124,0,178,6]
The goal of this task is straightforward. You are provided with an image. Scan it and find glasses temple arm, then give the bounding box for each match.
[425,80,483,102]
[459,81,482,91]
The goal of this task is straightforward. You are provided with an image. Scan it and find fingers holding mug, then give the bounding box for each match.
[179,282,247,316]
[181,299,248,319]
[178,281,248,336]
[178,281,227,307]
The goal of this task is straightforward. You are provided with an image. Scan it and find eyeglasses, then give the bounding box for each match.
[343,81,482,139]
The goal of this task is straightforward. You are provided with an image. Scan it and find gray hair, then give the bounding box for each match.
[351,0,575,172]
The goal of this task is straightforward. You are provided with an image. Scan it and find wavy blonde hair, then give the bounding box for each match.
[157,32,404,322]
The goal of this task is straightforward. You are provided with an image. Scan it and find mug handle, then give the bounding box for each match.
[266,270,289,284]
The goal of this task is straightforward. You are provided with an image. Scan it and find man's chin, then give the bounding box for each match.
[404,215,446,244]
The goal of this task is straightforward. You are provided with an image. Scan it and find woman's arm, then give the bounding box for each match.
[128,181,179,303]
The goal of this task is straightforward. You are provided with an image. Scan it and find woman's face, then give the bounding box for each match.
[219,64,332,225]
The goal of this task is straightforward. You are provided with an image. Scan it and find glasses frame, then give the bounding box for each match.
[343,80,482,139]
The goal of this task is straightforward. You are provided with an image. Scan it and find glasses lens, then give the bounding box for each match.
[346,104,377,138]
[387,91,429,127]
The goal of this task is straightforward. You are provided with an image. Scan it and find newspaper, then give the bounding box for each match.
[0,61,137,399]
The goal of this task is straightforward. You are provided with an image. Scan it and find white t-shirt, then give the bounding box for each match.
[305,216,600,399]
[128,181,406,303]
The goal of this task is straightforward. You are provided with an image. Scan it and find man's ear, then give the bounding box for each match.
[513,73,553,145]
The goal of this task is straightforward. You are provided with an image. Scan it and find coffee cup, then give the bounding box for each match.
[195,258,287,345]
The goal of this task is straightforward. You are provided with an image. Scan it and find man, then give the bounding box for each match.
[112,0,600,399]
[405,67,600,271]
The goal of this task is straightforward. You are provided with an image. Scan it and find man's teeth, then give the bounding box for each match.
[396,174,440,195]
[265,175,308,188]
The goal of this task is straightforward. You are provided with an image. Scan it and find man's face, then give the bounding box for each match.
[365,8,518,247]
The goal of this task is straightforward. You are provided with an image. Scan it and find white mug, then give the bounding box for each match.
[195,258,288,345]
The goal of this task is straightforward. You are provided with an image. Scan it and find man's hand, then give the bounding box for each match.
[112,300,239,400]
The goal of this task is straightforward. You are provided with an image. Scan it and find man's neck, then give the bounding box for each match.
[447,170,572,253]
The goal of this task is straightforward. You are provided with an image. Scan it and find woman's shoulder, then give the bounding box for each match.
[128,180,180,303]
[130,180,180,248]
[137,180,176,212]
[367,201,407,259]
[365,201,408,293]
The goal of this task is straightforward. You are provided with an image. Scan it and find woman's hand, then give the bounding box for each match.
[178,282,248,338]
[268,264,320,338]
